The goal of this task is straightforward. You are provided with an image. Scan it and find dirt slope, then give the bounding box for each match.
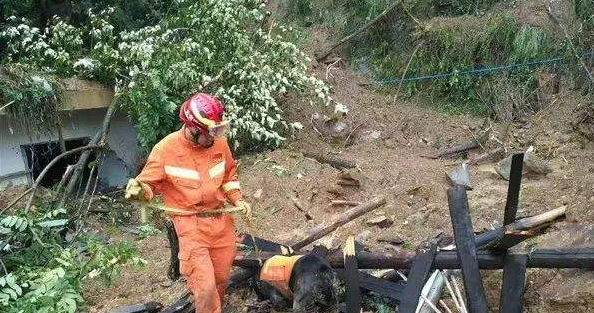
[77,38,594,313]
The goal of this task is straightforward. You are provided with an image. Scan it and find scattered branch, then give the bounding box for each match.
[394,42,423,103]
[546,5,594,85]
[316,0,403,61]
[24,145,104,212]
[1,188,32,215]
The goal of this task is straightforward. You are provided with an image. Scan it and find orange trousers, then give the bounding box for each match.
[171,214,237,313]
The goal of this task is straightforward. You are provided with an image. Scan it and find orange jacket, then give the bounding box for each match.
[135,129,243,213]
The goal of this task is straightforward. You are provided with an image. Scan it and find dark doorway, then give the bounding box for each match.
[21,137,94,188]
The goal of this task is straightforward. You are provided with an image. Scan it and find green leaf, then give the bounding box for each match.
[64,297,77,313]
[55,267,66,278]
[37,219,68,228]
[5,274,16,289]
[0,292,9,305]
[15,218,23,230]
[2,287,17,299]
[18,220,28,231]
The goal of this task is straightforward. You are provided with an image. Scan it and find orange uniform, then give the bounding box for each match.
[135,129,242,313]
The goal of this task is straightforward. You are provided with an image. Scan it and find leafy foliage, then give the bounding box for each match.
[137,224,161,239]
[0,66,63,138]
[0,206,143,313]
[1,1,336,152]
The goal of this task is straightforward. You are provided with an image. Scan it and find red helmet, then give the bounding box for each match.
[179,93,229,137]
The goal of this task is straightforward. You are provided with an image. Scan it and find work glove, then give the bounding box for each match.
[125,178,144,200]
[235,200,252,220]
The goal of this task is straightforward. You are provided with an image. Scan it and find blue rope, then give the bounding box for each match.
[376,51,594,86]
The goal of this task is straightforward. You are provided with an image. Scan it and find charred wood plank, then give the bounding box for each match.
[336,270,404,301]
[475,206,566,249]
[398,240,438,313]
[237,248,594,269]
[504,153,524,225]
[485,230,534,252]
[447,185,489,313]
[499,253,528,313]
[343,237,362,313]
[238,234,294,254]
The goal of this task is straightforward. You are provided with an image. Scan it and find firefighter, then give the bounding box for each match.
[124,93,251,313]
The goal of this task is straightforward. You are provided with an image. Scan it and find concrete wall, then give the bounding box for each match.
[0,108,144,190]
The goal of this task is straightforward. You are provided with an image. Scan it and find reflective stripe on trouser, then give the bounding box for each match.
[171,214,237,313]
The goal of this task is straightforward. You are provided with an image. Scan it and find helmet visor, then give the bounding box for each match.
[208,121,229,138]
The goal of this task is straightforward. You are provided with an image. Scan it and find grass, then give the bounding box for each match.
[281,0,575,117]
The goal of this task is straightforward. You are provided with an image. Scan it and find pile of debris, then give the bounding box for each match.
[105,153,594,313]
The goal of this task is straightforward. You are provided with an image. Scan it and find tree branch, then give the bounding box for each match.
[316,0,404,62]
[24,145,105,212]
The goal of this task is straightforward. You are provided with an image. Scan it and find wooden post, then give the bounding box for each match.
[447,185,489,313]
[397,240,437,313]
[504,153,524,225]
[343,236,362,313]
[499,253,528,313]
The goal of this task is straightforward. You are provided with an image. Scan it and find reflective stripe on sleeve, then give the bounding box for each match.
[222,181,241,192]
[209,161,226,178]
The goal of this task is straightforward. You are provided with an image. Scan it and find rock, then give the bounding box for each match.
[365,215,394,228]
[360,130,381,141]
[524,146,552,175]
[496,154,513,180]
[355,230,372,243]
[446,163,472,190]
[253,189,263,199]
[496,147,552,180]
[160,280,173,288]
[377,233,404,245]
[338,169,364,182]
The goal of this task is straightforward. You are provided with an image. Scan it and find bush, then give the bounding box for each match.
[0,207,144,313]
[1,1,337,152]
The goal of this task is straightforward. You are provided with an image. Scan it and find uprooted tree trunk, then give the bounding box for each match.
[57,101,119,208]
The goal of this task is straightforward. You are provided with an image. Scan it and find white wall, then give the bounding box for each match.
[0,108,143,190]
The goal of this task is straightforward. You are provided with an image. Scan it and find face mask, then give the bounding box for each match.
[187,127,214,148]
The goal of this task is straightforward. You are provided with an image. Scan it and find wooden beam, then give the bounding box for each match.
[343,237,362,313]
[499,253,528,313]
[336,270,404,301]
[475,206,566,249]
[288,196,386,250]
[447,185,489,313]
[504,153,524,225]
[238,234,294,254]
[237,248,594,269]
[398,240,438,313]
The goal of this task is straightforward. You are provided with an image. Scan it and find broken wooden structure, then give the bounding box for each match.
[109,154,590,313]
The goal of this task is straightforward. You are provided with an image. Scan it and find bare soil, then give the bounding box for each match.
[79,61,594,313]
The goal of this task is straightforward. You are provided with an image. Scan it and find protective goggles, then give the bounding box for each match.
[206,120,230,138]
